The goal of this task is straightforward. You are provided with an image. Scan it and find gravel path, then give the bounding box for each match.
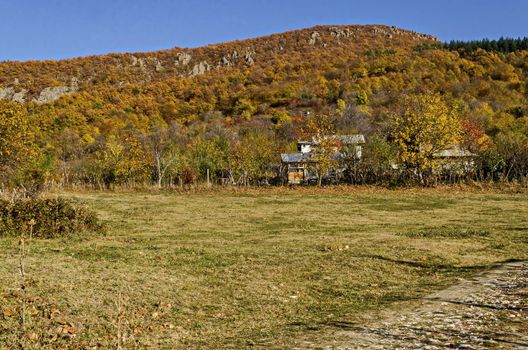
[307,261,528,349]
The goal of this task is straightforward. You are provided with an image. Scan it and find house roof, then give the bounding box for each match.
[281,153,312,163]
[335,134,366,144]
[311,134,365,145]
[433,148,476,158]
[281,152,345,163]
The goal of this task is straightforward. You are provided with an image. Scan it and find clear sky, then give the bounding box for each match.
[1,0,527,62]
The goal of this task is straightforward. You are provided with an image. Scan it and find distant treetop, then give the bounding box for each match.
[445,37,528,53]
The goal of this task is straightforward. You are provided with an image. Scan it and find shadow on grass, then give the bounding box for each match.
[360,255,526,272]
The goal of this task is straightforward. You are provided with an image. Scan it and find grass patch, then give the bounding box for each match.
[0,188,526,348]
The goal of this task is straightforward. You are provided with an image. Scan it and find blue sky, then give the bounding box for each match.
[1,0,527,61]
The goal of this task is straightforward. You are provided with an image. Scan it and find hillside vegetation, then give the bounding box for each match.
[0,25,527,187]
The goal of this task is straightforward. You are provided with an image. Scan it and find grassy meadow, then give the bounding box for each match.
[1,187,527,348]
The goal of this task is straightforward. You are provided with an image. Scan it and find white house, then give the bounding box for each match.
[281,134,365,184]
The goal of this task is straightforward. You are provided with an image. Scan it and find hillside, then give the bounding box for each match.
[0,25,437,101]
[0,24,527,187]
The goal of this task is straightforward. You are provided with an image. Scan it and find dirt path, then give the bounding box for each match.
[303,261,528,349]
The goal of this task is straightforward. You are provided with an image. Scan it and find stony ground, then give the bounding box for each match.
[307,261,528,349]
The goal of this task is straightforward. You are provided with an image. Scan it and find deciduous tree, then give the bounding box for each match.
[0,101,38,185]
[389,94,461,178]
[301,114,340,186]
[142,123,184,188]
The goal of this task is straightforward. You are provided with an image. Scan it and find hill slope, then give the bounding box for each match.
[0,24,527,186]
[0,25,437,101]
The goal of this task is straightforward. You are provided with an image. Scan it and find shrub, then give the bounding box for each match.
[0,197,104,238]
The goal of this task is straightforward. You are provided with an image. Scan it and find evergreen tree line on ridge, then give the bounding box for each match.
[445,37,528,53]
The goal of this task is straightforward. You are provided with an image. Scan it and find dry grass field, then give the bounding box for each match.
[1,187,527,348]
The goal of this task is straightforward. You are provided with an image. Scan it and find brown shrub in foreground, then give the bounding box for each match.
[0,197,104,238]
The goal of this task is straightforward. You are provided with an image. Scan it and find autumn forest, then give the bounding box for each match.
[1,25,527,190]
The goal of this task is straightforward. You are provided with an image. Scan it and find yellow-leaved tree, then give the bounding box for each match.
[389,94,461,178]
[301,114,340,186]
[0,101,38,185]
[230,131,276,186]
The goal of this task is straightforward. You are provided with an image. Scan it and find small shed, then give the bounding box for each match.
[433,146,477,173]
[280,153,313,184]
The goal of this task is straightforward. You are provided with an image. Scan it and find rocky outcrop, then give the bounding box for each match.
[12,90,28,103]
[330,27,353,39]
[130,56,148,74]
[32,78,79,103]
[220,55,233,67]
[0,82,78,104]
[0,87,27,103]
[369,25,438,41]
[243,48,256,65]
[219,51,237,67]
[33,86,73,103]
[218,48,255,67]
[154,59,164,72]
[175,52,192,66]
[130,56,166,73]
[191,61,211,76]
[0,87,15,100]
[131,56,144,67]
[308,31,321,45]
